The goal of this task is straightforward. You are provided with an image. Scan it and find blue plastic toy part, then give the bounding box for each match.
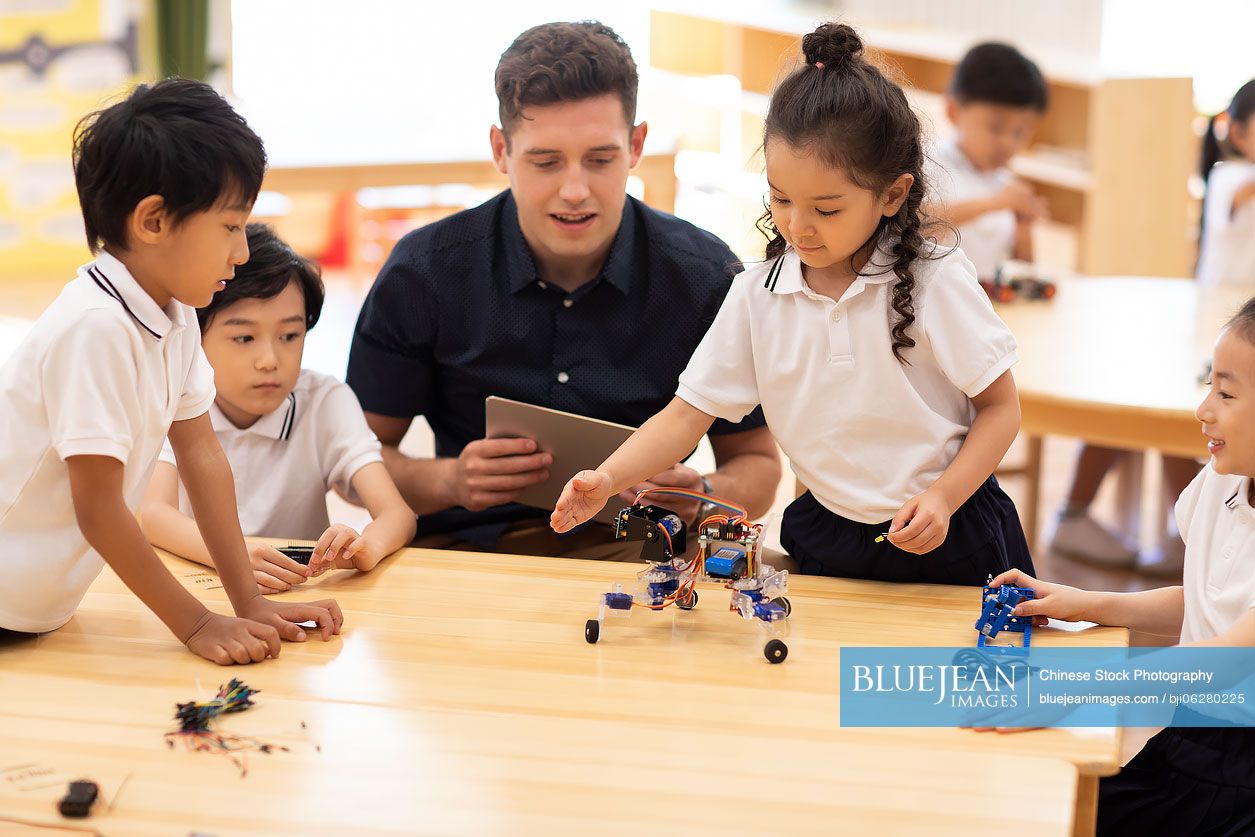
[974,583,1035,651]
[704,546,748,579]
[647,577,680,601]
[604,591,633,611]
[975,635,1031,655]
[752,600,787,623]
[657,513,684,538]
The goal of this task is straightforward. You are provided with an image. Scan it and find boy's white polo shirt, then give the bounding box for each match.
[677,244,1017,524]
[159,369,382,541]
[926,136,1016,280]
[0,250,214,632]
[1175,463,1255,643]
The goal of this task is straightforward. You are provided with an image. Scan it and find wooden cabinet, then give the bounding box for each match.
[651,9,1195,277]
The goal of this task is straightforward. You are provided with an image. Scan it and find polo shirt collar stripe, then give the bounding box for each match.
[769,251,803,294]
[209,392,297,441]
[768,245,902,296]
[763,255,784,291]
[280,393,297,440]
[1224,480,1251,509]
[87,265,164,340]
[87,250,177,340]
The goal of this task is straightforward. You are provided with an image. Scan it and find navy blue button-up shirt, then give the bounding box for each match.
[347,190,766,539]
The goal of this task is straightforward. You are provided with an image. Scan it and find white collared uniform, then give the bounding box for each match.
[1196,160,1255,287]
[925,136,1016,280]
[1175,463,1255,643]
[677,245,1017,524]
[158,369,382,540]
[0,252,214,632]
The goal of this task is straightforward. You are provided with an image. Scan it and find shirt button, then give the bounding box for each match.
[563,298,574,309]
[556,371,570,384]
[831,311,841,323]
[538,280,548,290]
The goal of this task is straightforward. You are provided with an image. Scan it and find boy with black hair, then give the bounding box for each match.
[926,42,1049,279]
[0,79,342,662]
[142,224,415,592]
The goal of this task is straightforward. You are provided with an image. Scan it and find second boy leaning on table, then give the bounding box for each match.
[142,224,416,592]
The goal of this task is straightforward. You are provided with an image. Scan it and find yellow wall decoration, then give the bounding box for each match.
[0,0,149,281]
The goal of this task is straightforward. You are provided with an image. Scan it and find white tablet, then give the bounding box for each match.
[484,396,636,525]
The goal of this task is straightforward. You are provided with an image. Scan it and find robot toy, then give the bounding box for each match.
[980,264,1057,303]
[584,488,792,663]
[974,578,1036,654]
[952,579,1039,689]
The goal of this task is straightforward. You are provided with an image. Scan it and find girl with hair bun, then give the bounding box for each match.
[552,23,1034,586]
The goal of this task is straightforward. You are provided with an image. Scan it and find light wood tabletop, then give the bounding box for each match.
[995,276,1249,542]
[1,545,1121,836]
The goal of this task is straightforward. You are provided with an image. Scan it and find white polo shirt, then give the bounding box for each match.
[158,369,383,540]
[677,244,1017,524]
[0,251,215,632]
[926,136,1016,280]
[1175,463,1255,644]
[1196,160,1255,287]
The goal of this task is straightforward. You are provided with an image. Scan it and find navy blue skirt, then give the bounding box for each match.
[780,476,1035,584]
[1098,708,1255,836]
[0,626,37,640]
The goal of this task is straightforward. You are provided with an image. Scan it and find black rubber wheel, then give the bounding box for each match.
[585,619,600,644]
[774,596,792,618]
[676,590,699,610]
[764,639,788,664]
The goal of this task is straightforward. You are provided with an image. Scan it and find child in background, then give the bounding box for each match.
[0,80,341,662]
[142,224,415,592]
[988,297,1255,835]
[925,42,1049,281]
[1048,75,1247,575]
[552,23,1034,585]
[1196,78,1255,286]
[1050,444,1199,574]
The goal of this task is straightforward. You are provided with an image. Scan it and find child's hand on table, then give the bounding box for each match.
[308,524,369,576]
[246,542,310,593]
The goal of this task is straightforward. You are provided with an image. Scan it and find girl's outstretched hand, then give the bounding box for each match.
[551,470,615,532]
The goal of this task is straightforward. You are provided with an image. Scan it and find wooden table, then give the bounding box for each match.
[996,276,1249,544]
[1,546,1122,836]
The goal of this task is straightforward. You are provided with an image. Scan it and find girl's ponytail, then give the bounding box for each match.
[1200,113,1223,186]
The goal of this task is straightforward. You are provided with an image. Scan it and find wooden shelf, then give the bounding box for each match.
[651,8,1196,277]
[1011,149,1094,193]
